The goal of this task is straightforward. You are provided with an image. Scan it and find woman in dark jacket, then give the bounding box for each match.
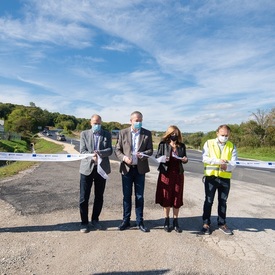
[155,125,188,233]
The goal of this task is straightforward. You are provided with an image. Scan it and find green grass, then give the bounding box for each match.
[32,139,64,154]
[238,147,275,161]
[0,139,28,153]
[0,138,64,179]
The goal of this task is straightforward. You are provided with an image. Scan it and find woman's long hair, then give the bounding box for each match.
[161,125,183,143]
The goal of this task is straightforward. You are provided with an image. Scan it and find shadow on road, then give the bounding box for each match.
[94,270,170,275]
[1,216,274,233]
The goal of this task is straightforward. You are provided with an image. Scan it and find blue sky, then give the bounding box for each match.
[0,0,275,132]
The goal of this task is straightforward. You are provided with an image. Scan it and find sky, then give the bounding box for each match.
[0,0,275,133]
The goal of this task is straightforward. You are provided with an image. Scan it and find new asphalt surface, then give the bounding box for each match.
[0,140,274,274]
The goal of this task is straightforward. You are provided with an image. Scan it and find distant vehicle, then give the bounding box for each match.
[57,134,66,141]
[46,131,52,136]
[43,127,50,133]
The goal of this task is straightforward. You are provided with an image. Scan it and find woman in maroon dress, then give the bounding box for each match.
[155,125,188,232]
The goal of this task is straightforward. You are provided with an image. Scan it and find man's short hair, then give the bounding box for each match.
[130,111,143,118]
[217,124,231,132]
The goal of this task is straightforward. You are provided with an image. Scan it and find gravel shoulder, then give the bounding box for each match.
[0,140,275,275]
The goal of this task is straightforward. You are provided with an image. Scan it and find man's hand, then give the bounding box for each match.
[92,154,98,164]
[136,152,144,159]
[124,156,132,165]
[220,160,228,171]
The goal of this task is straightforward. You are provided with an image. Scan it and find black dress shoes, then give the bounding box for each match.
[138,222,150,233]
[118,221,130,231]
[164,217,171,232]
[174,225,182,233]
[173,218,182,233]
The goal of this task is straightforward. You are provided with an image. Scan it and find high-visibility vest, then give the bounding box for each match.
[204,139,234,179]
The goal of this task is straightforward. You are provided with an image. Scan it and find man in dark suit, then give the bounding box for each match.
[115,111,153,232]
[79,114,112,233]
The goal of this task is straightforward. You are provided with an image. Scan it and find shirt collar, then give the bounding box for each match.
[91,129,100,135]
[131,128,140,134]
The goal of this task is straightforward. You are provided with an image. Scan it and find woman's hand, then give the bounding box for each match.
[181,156,188,163]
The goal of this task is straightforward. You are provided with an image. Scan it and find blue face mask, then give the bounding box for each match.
[92,124,101,133]
[133,122,142,130]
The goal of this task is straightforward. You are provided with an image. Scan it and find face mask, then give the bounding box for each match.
[133,122,142,130]
[218,135,228,143]
[170,135,178,141]
[92,124,101,133]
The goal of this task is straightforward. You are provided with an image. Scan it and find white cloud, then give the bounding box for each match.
[102,41,132,52]
[0,0,275,132]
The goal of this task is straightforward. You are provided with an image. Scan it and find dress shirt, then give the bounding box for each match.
[93,132,100,151]
[131,129,140,165]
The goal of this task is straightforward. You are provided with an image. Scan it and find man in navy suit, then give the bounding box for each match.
[79,114,112,233]
[115,111,153,232]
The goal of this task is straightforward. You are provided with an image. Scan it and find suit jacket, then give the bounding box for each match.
[115,127,153,175]
[155,141,187,175]
[79,129,113,176]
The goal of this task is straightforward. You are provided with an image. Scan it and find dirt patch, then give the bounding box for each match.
[0,142,275,275]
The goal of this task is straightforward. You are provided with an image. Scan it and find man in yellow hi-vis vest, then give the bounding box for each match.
[200,125,237,235]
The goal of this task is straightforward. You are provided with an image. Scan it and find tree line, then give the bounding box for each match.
[185,109,275,149]
[0,102,274,149]
[0,102,128,134]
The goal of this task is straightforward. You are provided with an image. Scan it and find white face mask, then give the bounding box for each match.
[218,135,228,143]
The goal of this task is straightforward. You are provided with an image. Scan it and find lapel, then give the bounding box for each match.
[97,131,104,149]
[127,127,132,147]
[138,128,144,151]
[177,145,183,156]
[166,143,172,157]
[175,144,184,157]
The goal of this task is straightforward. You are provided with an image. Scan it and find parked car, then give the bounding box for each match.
[57,134,66,141]
[46,131,52,136]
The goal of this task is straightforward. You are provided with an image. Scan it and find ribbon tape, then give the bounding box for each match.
[0,152,274,169]
[0,152,109,179]
[137,152,275,169]
[0,152,94,162]
[228,160,275,169]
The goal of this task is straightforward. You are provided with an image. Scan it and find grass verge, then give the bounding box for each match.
[238,146,275,161]
[0,138,64,179]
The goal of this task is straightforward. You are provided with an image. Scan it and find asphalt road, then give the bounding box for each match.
[175,149,275,187]
[1,136,275,275]
[44,132,275,187]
